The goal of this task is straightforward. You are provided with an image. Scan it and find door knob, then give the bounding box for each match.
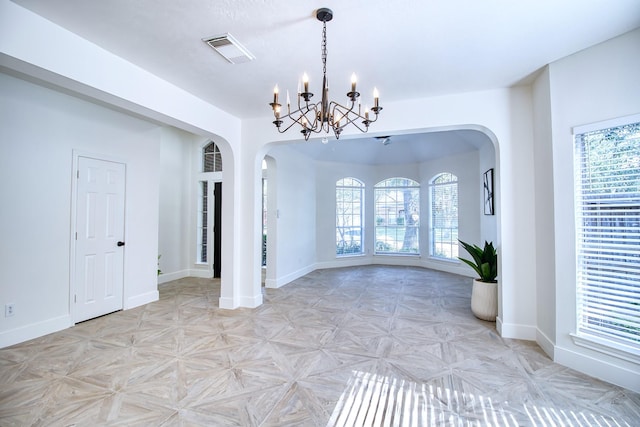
[117,241,125,247]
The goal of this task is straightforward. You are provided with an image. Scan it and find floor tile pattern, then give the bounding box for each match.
[1,265,638,426]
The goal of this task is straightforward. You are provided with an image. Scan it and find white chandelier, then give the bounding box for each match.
[269,8,382,141]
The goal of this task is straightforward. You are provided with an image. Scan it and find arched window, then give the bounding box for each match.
[430,173,458,259]
[374,178,420,254]
[203,141,222,172]
[336,177,364,256]
[197,142,223,265]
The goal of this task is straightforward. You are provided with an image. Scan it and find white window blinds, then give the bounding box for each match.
[430,173,459,260]
[574,119,640,351]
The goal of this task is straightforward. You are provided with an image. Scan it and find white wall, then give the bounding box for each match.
[263,145,317,287]
[0,72,161,347]
[157,127,197,283]
[547,28,640,391]
[531,66,556,358]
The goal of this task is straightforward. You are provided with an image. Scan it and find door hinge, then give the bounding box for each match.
[77,170,79,179]
[75,232,77,240]
[74,295,77,303]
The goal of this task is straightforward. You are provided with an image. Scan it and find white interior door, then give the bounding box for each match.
[74,156,125,323]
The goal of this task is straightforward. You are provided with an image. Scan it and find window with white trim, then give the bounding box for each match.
[430,173,458,260]
[197,181,208,263]
[374,178,420,254]
[203,141,222,172]
[574,117,640,353]
[197,142,222,264]
[336,178,364,256]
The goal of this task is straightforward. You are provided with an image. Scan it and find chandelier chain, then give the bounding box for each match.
[321,21,327,76]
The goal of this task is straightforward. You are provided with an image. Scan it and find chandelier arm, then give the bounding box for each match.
[341,114,371,133]
[274,105,318,134]
[274,116,308,134]
[325,104,369,135]
[330,102,369,123]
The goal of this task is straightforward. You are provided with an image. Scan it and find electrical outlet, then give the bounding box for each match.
[5,303,15,317]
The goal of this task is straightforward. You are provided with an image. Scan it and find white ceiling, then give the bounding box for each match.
[11,0,640,163]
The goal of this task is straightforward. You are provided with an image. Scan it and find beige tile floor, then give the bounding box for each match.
[1,265,638,426]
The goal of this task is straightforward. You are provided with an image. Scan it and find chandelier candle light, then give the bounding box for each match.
[269,8,382,141]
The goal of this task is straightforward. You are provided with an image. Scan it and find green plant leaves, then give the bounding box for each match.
[458,240,497,283]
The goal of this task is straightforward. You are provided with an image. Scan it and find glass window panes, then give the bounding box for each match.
[203,142,223,172]
[574,119,640,351]
[336,178,364,256]
[430,173,459,259]
[197,181,208,263]
[374,178,420,254]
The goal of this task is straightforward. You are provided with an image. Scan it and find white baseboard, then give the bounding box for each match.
[314,256,475,279]
[0,315,71,348]
[157,268,211,285]
[498,320,537,340]
[219,296,237,310]
[157,269,190,284]
[125,290,159,309]
[266,264,316,288]
[421,259,474,278]
[314,257,372,271]
[264,278,279,288]
[555,345,640,393]
[189,268,212,279]
[536,328,555,359]
[239,293,263,308]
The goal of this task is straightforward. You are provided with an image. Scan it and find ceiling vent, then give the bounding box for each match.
[376,136,392,145]
[203,33,255,64]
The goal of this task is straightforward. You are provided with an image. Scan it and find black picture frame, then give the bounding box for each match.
[484,168,494,215]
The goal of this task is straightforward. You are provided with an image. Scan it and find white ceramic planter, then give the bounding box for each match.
[471,279,498,321]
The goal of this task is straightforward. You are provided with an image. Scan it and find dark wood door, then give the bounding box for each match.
[213,182,222,278]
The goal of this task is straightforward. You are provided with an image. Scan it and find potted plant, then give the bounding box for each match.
[458,240,498,321]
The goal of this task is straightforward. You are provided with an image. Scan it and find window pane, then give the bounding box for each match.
[336,178,364,256]
[203,142,223,172]
[374,178,420,254]
[197,181,208,263]
[574,120,640,350]
[430,173,458,259]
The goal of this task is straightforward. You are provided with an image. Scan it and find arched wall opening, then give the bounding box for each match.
[158,130,238,312]
[256,125,501,313]
[202,135,239,310]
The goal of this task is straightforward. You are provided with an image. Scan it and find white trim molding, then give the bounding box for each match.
[157,269,190,284]
[498,320,537,341]
[125,290,159,310]
[536,328,555,359]
[555,344,640,393]
[219,296,237,310]
[265,264,316,289]
[570,333,640,365]
[0,315,71,349]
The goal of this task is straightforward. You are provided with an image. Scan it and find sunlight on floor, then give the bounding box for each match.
[327,370,631,427]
